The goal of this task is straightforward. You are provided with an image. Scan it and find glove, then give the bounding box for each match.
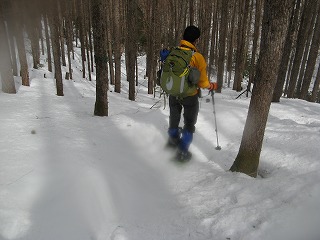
[208,82,218,91]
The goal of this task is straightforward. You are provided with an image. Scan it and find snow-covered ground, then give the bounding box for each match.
[1,54,320,240]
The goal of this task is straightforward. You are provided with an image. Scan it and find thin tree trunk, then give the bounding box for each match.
[189,0,194,25]
[49,1,64,96]
[217,0,228,92]
[77,0,86,79]
[310,61,320,102]
[287,0,317,98]
[226,0,237,87]
[12,0,29,86]
[0,8,16,94]
[295,10,317,97]
[233,0,250,91]
[44,14,52,72]
[299,4,320,100]
[272,0,301,102]
[113,0,122,93]
[6,16,18,76]
[65,9,73,80]
[126,0,136,101]
[248,0,263,95]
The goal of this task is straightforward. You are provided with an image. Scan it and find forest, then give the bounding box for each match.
[1,0,319,101]
[0,0,319,176]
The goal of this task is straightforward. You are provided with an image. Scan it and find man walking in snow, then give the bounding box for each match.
[167,25,218,160]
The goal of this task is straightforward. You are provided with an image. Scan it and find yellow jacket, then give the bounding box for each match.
[179,40,210,96]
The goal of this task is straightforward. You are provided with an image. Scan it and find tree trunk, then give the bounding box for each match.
[299,4,320,100]
[272,0,301,102]
[287,0,317,98]
[92,0,109,116]
[44,14,52,72]
[216,0,228,92]
[26,3,40,69]
[295,10,317,97]
[49,1,64,96]
[113,0,122,93]
[77,0,86,79]
[310,61,320,102]
[248,0,263,94]
[6,15,18,76]
[106,26,115,85]
[65,9,73,80]
[226,0,237,87]
[126,0,137,101]
[12,0,29,86]
[230,0,294,177]
[189,0,194,25]
[0,7,16,94]
[208,0,218,79]
[233,0,250,92]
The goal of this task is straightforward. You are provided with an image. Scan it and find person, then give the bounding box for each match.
[167,25,218,160]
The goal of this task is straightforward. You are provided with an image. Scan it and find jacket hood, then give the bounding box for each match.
[179,40,198,52]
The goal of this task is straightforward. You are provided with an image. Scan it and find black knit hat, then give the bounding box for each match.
[183,26,201,43]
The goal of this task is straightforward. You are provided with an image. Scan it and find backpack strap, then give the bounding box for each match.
[177,46,196,73]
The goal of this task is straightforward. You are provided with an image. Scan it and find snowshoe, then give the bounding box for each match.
[175,149,192,162]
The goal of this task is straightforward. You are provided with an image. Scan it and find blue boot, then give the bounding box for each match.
[176,130,193,161]
[167,128,181,148]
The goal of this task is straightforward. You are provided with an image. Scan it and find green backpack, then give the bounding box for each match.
[159,47,199,99]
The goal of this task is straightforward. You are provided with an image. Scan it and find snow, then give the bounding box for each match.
[1,54,320,240]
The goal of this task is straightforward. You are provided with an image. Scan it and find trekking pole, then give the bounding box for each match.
[210,90,221,150]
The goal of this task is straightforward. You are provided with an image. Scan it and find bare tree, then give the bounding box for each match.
[310,62,320,102]
[92,0,109,116]
[64,1,74,80]
[299,4,320,100]
[44,13,52,72]
[272,0,302,102]
[126,0,137,101]
[76,0,87,79]
[247,0,263,96]
[49,0,64,96]
[233,0,250,92]
[216,0,228,92]
[12,0,29,86]
[25,1,40,69]
[226,0,237,87]
[113,0,122,93]
[230,0,294,177]
[287,0,317,98]
[0,3,16,94]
